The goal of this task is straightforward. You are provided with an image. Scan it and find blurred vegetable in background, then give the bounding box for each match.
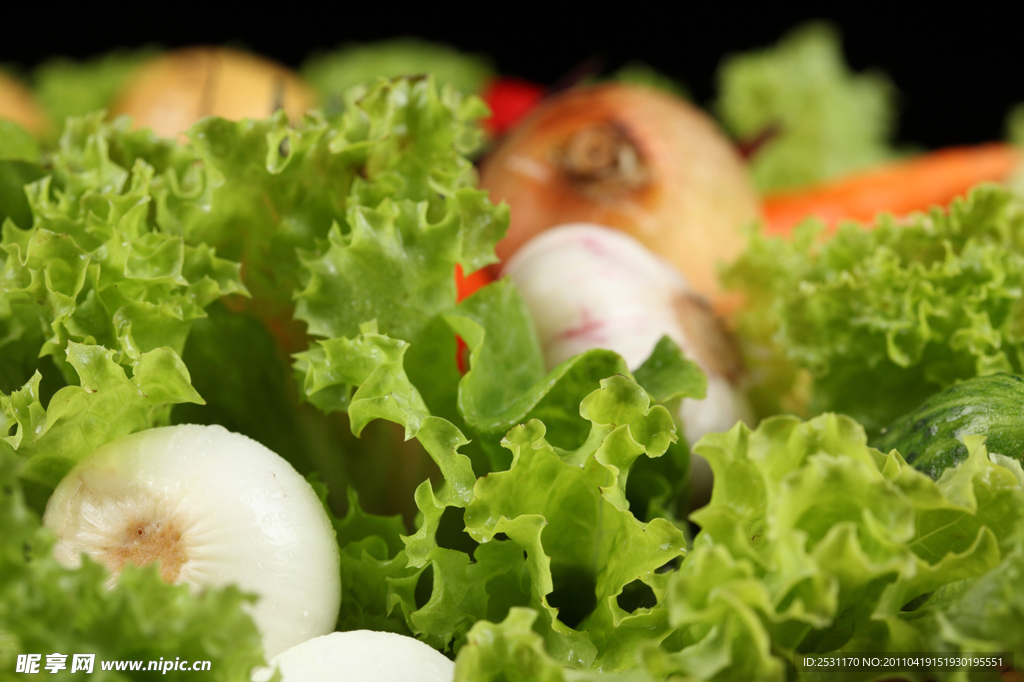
[301,38,494,117]
[716,22,897,192]
[480,83,761,313]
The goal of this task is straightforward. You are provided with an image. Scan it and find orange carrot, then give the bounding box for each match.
[763,143,1021,235]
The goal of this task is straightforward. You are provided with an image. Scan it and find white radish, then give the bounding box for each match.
[42,424,341,659]
[502,223,754,505]
[251,630,455,682]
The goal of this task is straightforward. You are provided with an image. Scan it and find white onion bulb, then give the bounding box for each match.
[42,424,342,659]
[251,630,455,682]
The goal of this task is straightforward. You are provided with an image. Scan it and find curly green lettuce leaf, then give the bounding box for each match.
[725,184,1024,435]
[656,415,1024,682]
[458,376,687,670]
[32,48,158,131]
[171,76,500,425]
[398,374,687,667]
[258,79,496,509]
[0,450,269,682]
[716,21,897,192]
[445,279,633,450]
[818,443,1024,678]
[0,119,41,163]
[300,319,691,668]
[252,77,503,501]
[445,279,702,457]
[3,113,246,383]
[453,608,658,682]
[30,77,497,515]
[302,39,494,116]
[0,161,44,233]
[290,84,503,343]
[294,191,501,352]
[454,609,572,682]
[41,77,494,359]
[632,335,708,407]
[299,268,704,521]
[295,320,477,505]
[304,477,420,636]
[2,342,202,491]
[296,320,493,650]
[908,534,1024,667]
[447,282,702,522]
[0,120,44,236]
[295,283,702,664]
[0,110,240,506]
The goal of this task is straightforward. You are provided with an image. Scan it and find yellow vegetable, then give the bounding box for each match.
[110,46,318,137]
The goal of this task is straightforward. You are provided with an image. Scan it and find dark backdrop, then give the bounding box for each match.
[2,6,1017,148]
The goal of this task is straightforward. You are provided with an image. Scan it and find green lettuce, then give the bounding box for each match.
[453,608,655,681]
[31,49,158,135]
[651,415,1024,682]
[0,120,44,246]
[1006,104,1024,200]
[1,74,515,677]
[0,120,41,164]
[716,22,897,192]
[450,412,1024,682]
[178,75,502,509]
[724,184,1024,435]
[288,141,707,661]
[3,343,202,492]
[1007,104,1024,147]
[3,75,516,677]
[2,76,500,519]
[298,315,699,666]
[302,39,494,116]
[905,532,1024,669]
[0,114,242,491]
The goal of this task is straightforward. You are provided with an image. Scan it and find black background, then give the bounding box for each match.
[1,6,1018,148]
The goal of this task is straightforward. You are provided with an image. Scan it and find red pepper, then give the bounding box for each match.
[454,264,495,373]
[455,263,494,302]
[481,78,545,136]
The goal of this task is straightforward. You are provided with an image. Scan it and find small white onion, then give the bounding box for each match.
[251,630,455,682]
[42,424,342,659]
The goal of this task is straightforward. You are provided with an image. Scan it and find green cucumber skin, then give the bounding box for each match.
[872,374,1024,479]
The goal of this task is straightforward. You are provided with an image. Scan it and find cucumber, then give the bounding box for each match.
[872,374,1024,479]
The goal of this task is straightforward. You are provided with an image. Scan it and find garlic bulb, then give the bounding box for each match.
[503,223,753,503]
[42,424,341,659]
[252,630,454,682]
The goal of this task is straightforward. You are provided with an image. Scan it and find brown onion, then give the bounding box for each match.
[480,84,761,313]
[0,71,50,136]
[110,47,318,138]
